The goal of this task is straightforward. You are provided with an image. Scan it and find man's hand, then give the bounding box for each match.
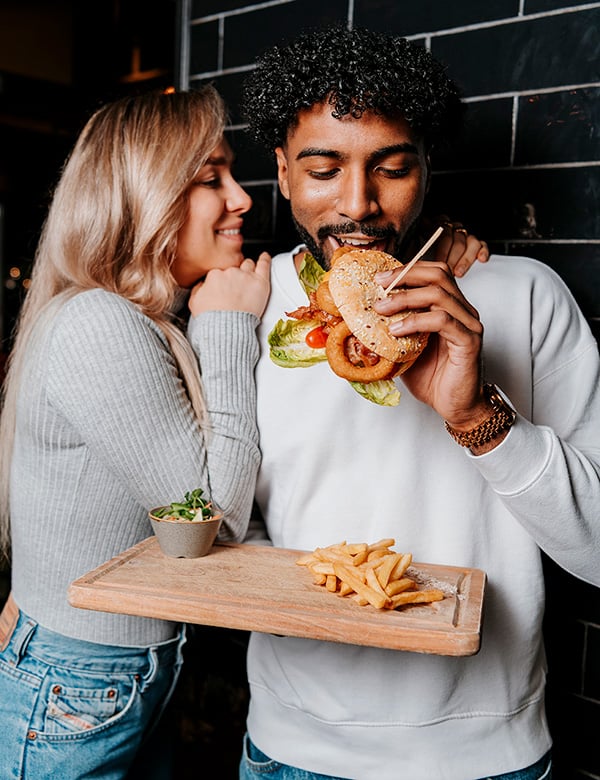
[374,260,490,428]
[188,252,271,318]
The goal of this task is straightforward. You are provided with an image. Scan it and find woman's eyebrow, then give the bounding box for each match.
[204,154,229,166]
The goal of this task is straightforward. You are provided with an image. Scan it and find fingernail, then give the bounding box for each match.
[389,320,407,335]
[373,297,392,313]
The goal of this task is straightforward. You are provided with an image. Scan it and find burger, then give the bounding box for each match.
[268,247,429,406]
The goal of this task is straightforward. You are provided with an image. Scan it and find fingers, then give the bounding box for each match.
[452,235,489,278]
[374,262,482,333]
[430,218,488,278]
[476,241,489,263]
[240,251,271,274]
[252,251,272,280]
[188,251,271,317]
[387,306,482,350]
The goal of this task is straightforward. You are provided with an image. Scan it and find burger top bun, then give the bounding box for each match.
[327,247,429,364]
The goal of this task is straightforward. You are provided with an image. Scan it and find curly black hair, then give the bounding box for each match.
[241,25,464,152]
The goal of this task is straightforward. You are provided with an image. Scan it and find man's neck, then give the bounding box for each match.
[293,247,308,274]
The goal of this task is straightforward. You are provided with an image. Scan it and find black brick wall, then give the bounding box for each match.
[177,1,600,777]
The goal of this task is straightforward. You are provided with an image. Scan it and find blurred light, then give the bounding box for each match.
[22,278,31,290]
[9,267,21,279]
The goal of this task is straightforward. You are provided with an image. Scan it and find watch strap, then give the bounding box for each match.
[445,384,516,448]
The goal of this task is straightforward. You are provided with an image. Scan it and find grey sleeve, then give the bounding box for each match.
[46,292,261,542]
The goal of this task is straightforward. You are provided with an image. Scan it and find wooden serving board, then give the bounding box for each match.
[68,538,486,656]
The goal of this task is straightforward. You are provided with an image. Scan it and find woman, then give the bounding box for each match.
[0,86,270,778]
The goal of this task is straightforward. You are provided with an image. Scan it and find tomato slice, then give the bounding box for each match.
[305,325,328,349]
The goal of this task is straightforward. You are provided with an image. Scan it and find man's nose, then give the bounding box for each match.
[335,171,380,222]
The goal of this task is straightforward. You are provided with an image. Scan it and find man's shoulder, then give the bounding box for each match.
[271,244,304,265]
[266,245,305,301]
[476,253,554,275]
[461,253,568,294]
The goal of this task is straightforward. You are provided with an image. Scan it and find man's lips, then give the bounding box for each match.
[326,235,389,253]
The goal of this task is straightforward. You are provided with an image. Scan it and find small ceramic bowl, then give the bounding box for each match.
[149,509,222,558]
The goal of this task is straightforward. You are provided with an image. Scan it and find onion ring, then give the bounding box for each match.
[315,279,341,317]
[325,321,397,382]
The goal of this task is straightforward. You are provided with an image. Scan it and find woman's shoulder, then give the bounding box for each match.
[56,289,161,334]
[60,288,139,319]
[50,289,166,357]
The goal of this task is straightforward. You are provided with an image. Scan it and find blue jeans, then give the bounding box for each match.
[239,734,552,780]
[0,600,185,779]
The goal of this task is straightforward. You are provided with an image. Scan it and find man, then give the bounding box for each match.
[239,26,600,780]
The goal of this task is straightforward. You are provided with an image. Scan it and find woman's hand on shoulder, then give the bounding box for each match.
[428,215,489,278]
[188,252,271,318]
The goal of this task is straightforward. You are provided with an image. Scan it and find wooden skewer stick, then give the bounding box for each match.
[382,225,444,296]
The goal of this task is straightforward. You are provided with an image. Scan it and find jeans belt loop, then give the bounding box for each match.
[0,593,19,652]
[138,626,185,692]
[138,647,159,692]
[0,594,36,664]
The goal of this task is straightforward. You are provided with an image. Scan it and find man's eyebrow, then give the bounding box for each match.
[371,143,420,159]
[296,148,341,161]
[295,143,420,162]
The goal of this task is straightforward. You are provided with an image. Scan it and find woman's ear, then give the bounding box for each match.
[275,147,290,200]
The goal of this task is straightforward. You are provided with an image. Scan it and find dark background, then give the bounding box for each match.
[0,1,599,778]
[0,0,177,350]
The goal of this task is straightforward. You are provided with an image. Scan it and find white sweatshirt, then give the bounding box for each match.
[248,248,600,779]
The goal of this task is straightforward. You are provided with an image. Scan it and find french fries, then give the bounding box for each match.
[296,539,445,611]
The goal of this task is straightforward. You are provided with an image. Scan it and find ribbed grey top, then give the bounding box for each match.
[10,289,261,646]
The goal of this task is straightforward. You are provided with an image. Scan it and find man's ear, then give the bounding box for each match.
[425,153,432,194]
[275,147,290,200]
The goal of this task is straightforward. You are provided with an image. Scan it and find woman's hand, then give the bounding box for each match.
[188,252,271,318]
[425,216,489,278]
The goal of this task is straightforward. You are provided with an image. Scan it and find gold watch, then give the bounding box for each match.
[445,383,516,448]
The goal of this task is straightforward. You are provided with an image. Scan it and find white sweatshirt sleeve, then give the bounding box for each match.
[468,264,600,586]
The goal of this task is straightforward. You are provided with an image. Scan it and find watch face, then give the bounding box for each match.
[489,390,502,408]
[484,383,516,418]
[484,383,498,404]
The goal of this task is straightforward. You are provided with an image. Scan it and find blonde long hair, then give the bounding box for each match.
[0,86,227,557]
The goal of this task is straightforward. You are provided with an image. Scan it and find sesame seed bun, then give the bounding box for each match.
[327,248,429,364]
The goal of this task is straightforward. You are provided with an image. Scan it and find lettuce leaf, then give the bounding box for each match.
[268,318,327,368]
[297,253,326,297]
[349,380,401,407]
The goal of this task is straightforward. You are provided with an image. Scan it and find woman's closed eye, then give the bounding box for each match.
[195,177,221,189]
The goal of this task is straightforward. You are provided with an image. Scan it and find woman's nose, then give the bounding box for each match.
[227,179,253,214]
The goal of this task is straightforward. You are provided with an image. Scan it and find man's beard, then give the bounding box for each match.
[291,215,420,270]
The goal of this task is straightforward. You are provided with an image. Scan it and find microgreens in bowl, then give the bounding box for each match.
[152,488,215,522]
